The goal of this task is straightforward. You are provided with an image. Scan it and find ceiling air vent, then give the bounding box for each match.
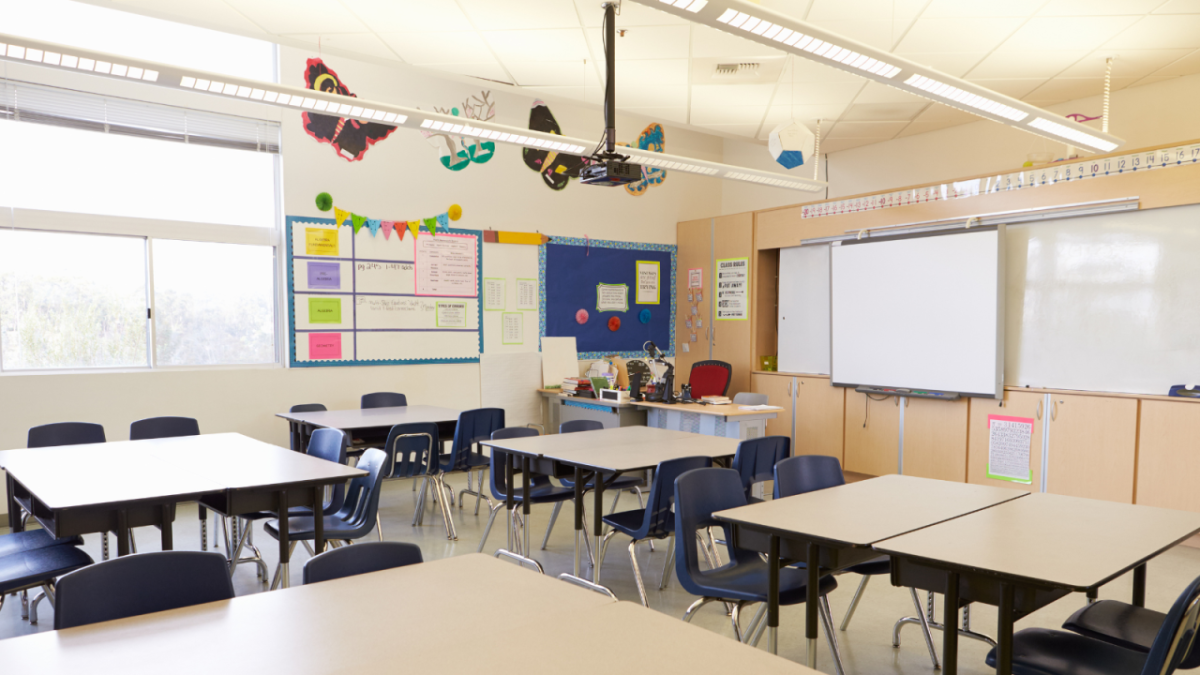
[713,62,761,79]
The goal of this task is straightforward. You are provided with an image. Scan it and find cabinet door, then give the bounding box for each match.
[844,390,900,476]
[1136,400,1200,511]
[1046,394,1138,503]
[966,391,1044,492]
[711,213,754,398]
[751,373,793,441]
[794,377,844,460]
[675,218,712,378]
[903,397,968,482]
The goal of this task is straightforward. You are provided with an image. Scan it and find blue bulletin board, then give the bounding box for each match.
[540,237,676,359]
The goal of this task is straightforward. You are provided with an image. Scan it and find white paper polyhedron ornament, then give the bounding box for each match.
[768,120,815,170]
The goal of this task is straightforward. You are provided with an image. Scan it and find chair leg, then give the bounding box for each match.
[659,536,675,590]
[435,474,457,540]
[629,539,650,607]
[682,596,718,623]
[609,489,621,514]
[475,469,485,515]
[743,602,767,644]
[376,514,384,542]
[705,527,722,567]
[541,502,562,550]
[413,477,429,526]
[129,529,138,554]
[101,531,109,561]
[596,529,617,582]
[819,595,847,675]
[840,574,872,631]
[907,587,942,670]
[477,502,504,553]
[28,582,54,626]
[632,487,653,552]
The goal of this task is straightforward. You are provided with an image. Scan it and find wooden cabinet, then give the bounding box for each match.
[1136,400,1200,511]
[711,213,754,398]
[794,377,844,460]
[966,391,1045,492]
[902,397,969,482]
[751,373,794,441]
[675,218,712,381]
[1045,394,1138,503]
[844,390,900,476]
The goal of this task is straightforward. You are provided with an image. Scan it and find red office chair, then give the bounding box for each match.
[688,360,732,398]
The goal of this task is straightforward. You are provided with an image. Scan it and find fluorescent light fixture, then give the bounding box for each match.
[631,0,1124,152]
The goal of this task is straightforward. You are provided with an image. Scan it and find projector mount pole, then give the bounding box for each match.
[600,2,625,161]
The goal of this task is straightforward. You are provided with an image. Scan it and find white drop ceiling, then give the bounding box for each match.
[85,0,1200,152]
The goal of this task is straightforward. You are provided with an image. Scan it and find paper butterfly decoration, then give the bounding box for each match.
[301,59,397,162]
[523,100,591,191]
[420,91,497,172]
[618,123,667,197]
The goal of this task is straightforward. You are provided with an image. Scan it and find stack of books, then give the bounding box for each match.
[701,395,732,405]
[562,377,593,396]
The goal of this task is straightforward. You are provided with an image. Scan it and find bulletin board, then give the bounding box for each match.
[286,216,482,367]
[540,237,675,360]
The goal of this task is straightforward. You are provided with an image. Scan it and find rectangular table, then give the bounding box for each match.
[0,553,816,675]
[537,389,647,433]
[1,434,363,588]
[875,492,1200,675]
[275,405,462,451]
[481,426,741,584]
[713,475,1026,666]
[633,400,778,440]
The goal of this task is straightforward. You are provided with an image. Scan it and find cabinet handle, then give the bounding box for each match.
[1036,400,1043,420]
[1051,400,1059,421]
[787,380,792,396]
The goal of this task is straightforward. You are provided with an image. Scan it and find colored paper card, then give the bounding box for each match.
[307,261,340,289]
[436,301,467,327]
[484,278,505,311]
[596,283,628,312]
[308,333,342,360]
[366,218,381,237]
[635,260,660,305]
[308,297,342,324]
[715,257,748,321]
[502,312,523,345]
[305,227,339,256]
[333,207,350,227]
[381,220,394,240]
[351,213,366,234]
[986,414,1034,484]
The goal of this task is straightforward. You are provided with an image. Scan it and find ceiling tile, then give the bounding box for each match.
[1059,49,1194,79]
[691,83,778,108]
[839,102,927,121]
[1147,48,1200,76]
[802,20,899,51]
[775,81,867,105]
[617,59,691,86]
[825,120,908,139]
[574,0,691,27]
[455,0,581,30]
[1037,0,1166,16]
[526,85,604,106]
[483,29,590,62]
[820,138,879,152]
[423,62,513,84]
[694,123,763,138]
[913,105,981,125]
[853,81,926,104]
[585,25,691,60]
[615,85,690,108]
[807,0,894,21]
[761,103,849,128]
[1154,0,1200,13]
[690,25,786,59]
[1023,76,1139,105]
[921,0,1045,17]
[782,57,864,83]
[892,52,988,78]
[999,16,1140,51]
[895,18,1027,53]
[108,0,270,36]
[377,31,495,64]
[964,78,1047,99]
[895,119,968,138]
[690,105,769,125]
[284,33,399,61]
[967,50,1089,79]
[338,0,473,32]
[505,61,600,87]
[1128,74,1182,87]
[758,0,817,19]
[1105,15,1200,49]
[621,107,690,126]
[225,0,367,34]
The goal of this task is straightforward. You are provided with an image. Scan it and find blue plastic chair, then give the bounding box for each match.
[442,408,505,519]
[477,428,575,554]
[287,404,327,451]
[128,416,200,441]
[733,436,790,504]
[1060,594,1200,669]
[597,456,712,606]
[558,421,647,516]
[0,536,92,625]
[383,422,452,538]
[361,392,407,409]
[54,551,233,630]
[303,541,423,584]
[264,449,388,590]
[27,422,105,448]
[290,403,327,413]
[673,467,843,660]
[987,573,1200,675]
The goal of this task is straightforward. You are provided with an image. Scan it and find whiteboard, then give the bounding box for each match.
[778,244,830,375]
[1006,203,1200,394]
[831,228,1003,397]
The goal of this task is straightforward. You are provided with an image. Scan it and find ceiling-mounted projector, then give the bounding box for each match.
[580,159,643,186]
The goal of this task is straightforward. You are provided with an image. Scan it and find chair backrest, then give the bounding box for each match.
[773,455,846,499]
[129,416,200,441]
[492,427,539,441]
[733,436,791,496]
[559,419,603,434]
[27,422,105,448]
[361,392,407,409]
[732,392,768,406]
[303,541,423,584]
[54,551,233,630]
[384,422,439,479]
[674,468,756,597]
[487,427,539,499]
[639,456,713,539]
[1143,574,1200,675]
[334,449,388,537]
[689,360,732,397]
[290,403,327,413]
[307,428,349,514]
[448,408,505,471]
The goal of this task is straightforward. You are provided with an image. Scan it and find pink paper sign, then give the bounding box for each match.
[308,333,342,360]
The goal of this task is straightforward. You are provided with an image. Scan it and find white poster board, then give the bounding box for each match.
[987,414,1034,483]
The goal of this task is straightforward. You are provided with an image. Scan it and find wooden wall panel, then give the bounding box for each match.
[1046,394,1138,503]
[752,373,793,442]
[794,376,844,460]
[712,212,754,397]
[902,397,968,482]
[1136,400,1200,511]
[844,390,900,476]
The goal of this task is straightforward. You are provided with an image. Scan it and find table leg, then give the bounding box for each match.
[505,453,515,551]
[116,510,131,556]
[1132,563,1147,608]
[6,475,20,531]
[160,505,173,550]
[593,475,605,584]
[768,535,780,655]
[521,456,531,556]
[313,486,325,555]
[277,490,290,589]
[806,541,819,668]
[997,582,1015,675]
[573,466,583,578]
[199,505,208,551]
[944,571,960,675]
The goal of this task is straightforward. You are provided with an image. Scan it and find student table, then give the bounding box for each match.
[275,405,462,452]
[536,389,646,433]
[0,434,363,588]
[481,426,740,583]
[633,400,778,440]
[875,492,1200,675]
[0,554,817,675]
[713,475,1025,667]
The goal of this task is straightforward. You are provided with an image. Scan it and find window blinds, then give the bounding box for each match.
[0,78,280,153]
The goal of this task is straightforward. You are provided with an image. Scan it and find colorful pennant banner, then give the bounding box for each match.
[316,193,463,240]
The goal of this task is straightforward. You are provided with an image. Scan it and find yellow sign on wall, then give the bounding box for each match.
[305,227,339,256]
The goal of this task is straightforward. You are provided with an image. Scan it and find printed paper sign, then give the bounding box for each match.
[987,414,1034,484]
[416,234,477,297]
[688,268,702,289]
[636,260,660,305]
[596,283,629,312]
[305,228,339,256]
[308,333,342,360]
[307,262,341,290]
[715,257,748,321]
[308,297,342,324]
[436,301,467,328]
[502,312,523,345]
[483,278,505,311]
[516,279,537,311]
